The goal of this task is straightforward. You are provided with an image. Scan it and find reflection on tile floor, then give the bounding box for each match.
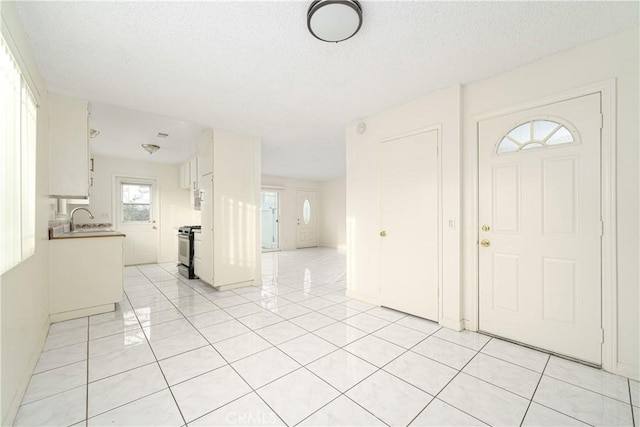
[14,248,639,426]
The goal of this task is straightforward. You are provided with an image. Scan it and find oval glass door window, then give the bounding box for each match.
[303,199,311,225]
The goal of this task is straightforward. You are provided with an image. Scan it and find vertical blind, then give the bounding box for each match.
[1,34,37,274]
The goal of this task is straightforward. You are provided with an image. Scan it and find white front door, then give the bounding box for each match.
[296,191,318,248]
[380,130,439,321]
[115,177,159,266]
[479,93,602,364]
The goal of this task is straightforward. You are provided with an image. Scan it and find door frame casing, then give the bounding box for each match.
[112,174,161,264]
[378,125,443,324]
[471,80,618,374]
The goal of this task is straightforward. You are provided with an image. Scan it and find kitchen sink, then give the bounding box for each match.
[71,228,115,233]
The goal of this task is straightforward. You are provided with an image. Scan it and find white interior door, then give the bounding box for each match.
[115,177,159,266]
[296,191,318,248]
[478,93,602,364]
[380,130,439,321]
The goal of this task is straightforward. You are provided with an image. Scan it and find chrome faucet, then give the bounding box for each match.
[70,207,95,231]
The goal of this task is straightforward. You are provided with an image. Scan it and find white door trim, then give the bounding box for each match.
[470,79,619,375]
[378,124,443,324]
[112,174,161,264]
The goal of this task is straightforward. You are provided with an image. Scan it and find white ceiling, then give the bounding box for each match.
[15,1,639,181]
[88,102,208,165]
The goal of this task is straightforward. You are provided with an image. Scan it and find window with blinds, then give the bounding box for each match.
[1,34,37,274]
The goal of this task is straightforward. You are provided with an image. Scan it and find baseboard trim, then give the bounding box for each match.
[345,289,379,306]
[50,303,114,323]
[214,280,255,292]
[2,317,51,426]
[462,319,475,331]
[615,361,640,381]
[439,317,464,331]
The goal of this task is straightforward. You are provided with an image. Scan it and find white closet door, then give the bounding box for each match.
[380,130,439,321]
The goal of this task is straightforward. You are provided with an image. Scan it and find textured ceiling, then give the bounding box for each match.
[14,1,639,181]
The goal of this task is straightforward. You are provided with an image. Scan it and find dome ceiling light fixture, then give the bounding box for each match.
[141,144,160,154]
[307,0,363,43]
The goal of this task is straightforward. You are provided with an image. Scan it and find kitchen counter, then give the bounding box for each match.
[49,224,125,239]
[49,230,125,322]
[51,230,126,239]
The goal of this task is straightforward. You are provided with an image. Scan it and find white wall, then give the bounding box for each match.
[346,28,639,379]
[319,178,346,250]
[0,3,52,424]
[461,28,639,379]
[72,156,198,263]
[211,129,262,287]
[261,175,321,251]
[346,84,462,329]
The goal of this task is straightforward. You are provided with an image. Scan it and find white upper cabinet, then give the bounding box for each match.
[198,131,213,177]
[179,162,190,189]
[189,156,198,190]
[49,93,90,197]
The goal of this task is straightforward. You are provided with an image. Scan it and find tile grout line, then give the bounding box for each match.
[85,316,89,427]
[286,310,444,426]
[28,257,445,427]
[290,302,455,425]
[87,254,613,427]
[162,262,380,426]
[406,337,495,426]
[518,353,551,426]
[130,266,189,427]
[253,309,388,426]
[147,265,289,427]
[629,379,636,427]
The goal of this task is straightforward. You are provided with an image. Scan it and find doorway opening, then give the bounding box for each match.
[261,190,279,251]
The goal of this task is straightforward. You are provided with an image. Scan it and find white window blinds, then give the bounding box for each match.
[1,34,37,274]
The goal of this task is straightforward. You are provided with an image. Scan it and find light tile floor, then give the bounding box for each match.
[14,248,639,426]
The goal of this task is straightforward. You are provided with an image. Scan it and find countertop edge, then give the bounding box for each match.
[50,232,126,240]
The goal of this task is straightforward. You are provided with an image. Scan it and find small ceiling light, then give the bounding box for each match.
[307,0,362,43]
[141,144,160,154]
[89,129,100,138]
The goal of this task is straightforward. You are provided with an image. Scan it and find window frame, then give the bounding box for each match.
[495,117,579,155]
[120,182,153,224]
[1,32,38,275]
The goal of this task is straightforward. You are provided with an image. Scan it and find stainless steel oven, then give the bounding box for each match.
[177,225,200,279]
[178,233,190,266]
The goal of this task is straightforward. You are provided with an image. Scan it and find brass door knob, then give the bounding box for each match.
[481,225,490,232]
[480,239,490,247]
[380,231,387,237]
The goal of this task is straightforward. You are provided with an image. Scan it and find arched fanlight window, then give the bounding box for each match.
[497,120,575,154]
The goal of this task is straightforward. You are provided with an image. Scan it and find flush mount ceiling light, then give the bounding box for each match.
[141,144,160,154]
[307,0,362,43]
